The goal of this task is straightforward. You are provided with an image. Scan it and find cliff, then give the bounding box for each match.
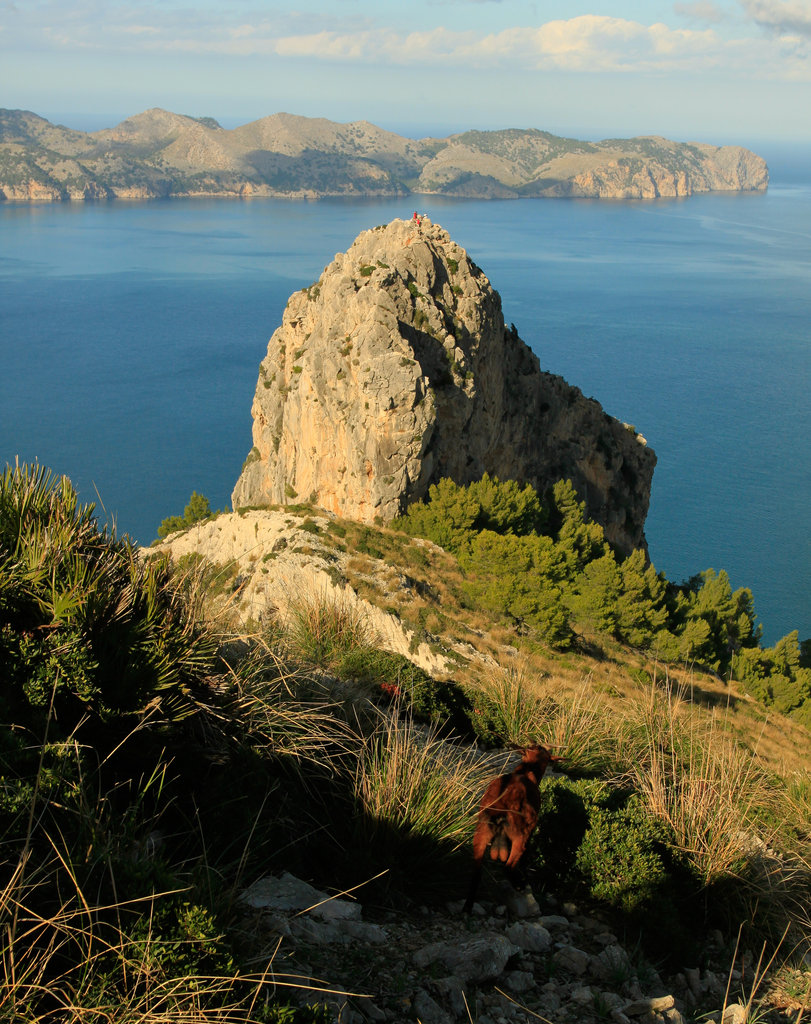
[0,108,768,202]
[232,219,656,556]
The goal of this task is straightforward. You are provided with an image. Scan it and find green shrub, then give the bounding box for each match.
[127,895,236,982]
[157,490,214,539]
[529,776,607,886]
[0,463,217,743]
[574,796,674,913]
[396,664,475,739]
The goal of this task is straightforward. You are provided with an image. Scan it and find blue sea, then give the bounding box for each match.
[2,168,809,646]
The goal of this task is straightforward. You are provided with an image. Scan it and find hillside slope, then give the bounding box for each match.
[151,503,811,774]
[3,462,809,1024]
[0,108,768,201]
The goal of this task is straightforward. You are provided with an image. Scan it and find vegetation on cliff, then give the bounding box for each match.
[3,461,809,1021]
[395,475,811,729]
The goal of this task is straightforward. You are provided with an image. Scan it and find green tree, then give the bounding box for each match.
[548,479,609,574]
[397,477,480,553]
[467,473,547,536]
[157,491,213,539]
[459,531,570,644]
[564,553,621,636]
[615,549,669,647]
[675,615,714,664]
[398,474,547,553]
[733,631,811,714]
[682,569,760,672]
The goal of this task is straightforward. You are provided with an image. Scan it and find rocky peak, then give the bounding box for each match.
[232,218,656,555]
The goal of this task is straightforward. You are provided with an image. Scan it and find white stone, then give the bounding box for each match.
[623,995,676,1016]
[505,889,540,918]
[413,934,520,984]
[722,1004,748,1024]
[552,945,590,976]
[505,922,552,952]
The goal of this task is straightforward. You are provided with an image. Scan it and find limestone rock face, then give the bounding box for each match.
[232,218,656,554]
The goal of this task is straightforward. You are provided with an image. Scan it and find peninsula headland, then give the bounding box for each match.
[0,107,768,202]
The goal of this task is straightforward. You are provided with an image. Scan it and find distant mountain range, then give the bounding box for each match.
[0,107,768,202]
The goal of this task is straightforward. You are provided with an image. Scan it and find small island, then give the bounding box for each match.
[0,107,768,202]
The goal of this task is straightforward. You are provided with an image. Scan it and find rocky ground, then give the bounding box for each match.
[235,872,808,1024]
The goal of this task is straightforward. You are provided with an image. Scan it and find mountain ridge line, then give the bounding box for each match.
[0,106,768,201]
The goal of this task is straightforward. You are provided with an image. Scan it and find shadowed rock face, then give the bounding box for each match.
[232,218,656,555]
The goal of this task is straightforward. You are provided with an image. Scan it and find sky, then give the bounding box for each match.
[1,0,810,146]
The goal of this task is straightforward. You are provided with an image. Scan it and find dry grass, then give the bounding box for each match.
[0,859,347,1023]
[283,588,380,670]
[466,657,637,776]
[350,707,499,851]
[230,635,358,767]
[628,683,777,885]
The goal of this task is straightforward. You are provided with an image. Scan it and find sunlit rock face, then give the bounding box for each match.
[233,218,656,555]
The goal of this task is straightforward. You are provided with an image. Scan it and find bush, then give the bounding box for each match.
[395,662,476,739]
[157,490,213,539]
[529,776,607,887]
[0,463,218,744]
[574,796,674,914]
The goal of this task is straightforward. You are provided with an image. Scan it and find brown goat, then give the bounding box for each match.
[463,744,562,913]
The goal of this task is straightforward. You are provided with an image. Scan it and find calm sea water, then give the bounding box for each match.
[1,178,809,645]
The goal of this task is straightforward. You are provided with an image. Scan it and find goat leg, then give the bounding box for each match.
[463,858,483,914]
[463,821,492,913]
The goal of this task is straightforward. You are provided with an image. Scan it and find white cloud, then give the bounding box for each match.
[673,1,727,23]
[119,24,159,36]
[7,5,810,81]
[739,0,811,36]
[270,15,794,76]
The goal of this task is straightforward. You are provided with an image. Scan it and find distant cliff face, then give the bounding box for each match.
[232,219,656,556]
[0,109,767,202]
[415,131,768,198]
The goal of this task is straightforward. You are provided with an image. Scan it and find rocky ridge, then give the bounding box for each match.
[235,870,775,1024]
[149,507,458,678]
[232,218,656,556]
[0,108,768,201]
